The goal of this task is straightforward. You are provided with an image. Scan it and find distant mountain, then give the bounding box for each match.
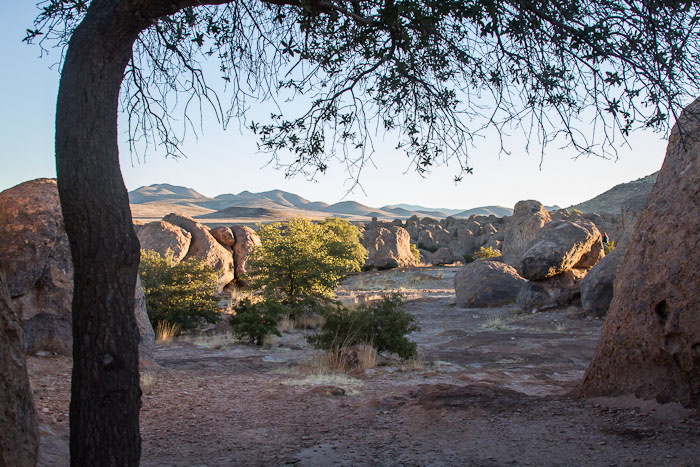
[383,203,465,216]
[198,206,288,219]
[129,183,209,204]
[321,201,393,217]
[453,205,513,218]
[568,172,658,215]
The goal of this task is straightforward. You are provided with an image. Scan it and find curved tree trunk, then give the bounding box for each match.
[55,2,147,465]
[0,269,38,467]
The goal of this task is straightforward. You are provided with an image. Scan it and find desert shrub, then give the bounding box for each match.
[604,240,616,255]
[417,242,439,253]
[475,246,501,259]
[248,217,367,311]
[462,253,476,263]
[410,244,421,263]
[139,249,221,332]
[229,299,286,345]
[308,293,418,359]
[572,208,583,215]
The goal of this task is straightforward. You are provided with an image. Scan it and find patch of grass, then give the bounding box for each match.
[480,316,517,331]
[190,332,236,349]
[155,321,179,343]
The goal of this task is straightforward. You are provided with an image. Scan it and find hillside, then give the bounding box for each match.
[454,205,513,218]
[568,172,658,214]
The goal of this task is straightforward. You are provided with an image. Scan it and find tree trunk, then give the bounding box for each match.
[55,3,148,465]
[0,269,38,467]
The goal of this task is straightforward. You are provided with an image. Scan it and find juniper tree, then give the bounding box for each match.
[24,0,700,465]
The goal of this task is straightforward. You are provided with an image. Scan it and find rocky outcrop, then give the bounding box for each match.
[137,220,192,263]
[518,219,601,280]
[517,269,586,313]
[430,247,455,265]
[0,179,155,362]
[163,213,235,291]
[582,98,700,407]
[210,226,235,247]
[455,260,526,308]
[230,225,261,284]
[362,226,417,270]
[579,247,624,317]
[502,200,551,266]
[0,269,38,467]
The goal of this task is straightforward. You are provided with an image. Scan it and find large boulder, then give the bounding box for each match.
[518,219,601,280]
[502,200,551,266]
[362,226,417,270]
[210,226,235,247]
[0,269,38,467]
[163,213,235,291]
[0,179,155,363]
[582,98,700,407]
[454,260,526,308]
[230,225,261,285]
[516,269,586,313]
[579,247,624,317]
[137,220,192,263]
[430,247,456,266]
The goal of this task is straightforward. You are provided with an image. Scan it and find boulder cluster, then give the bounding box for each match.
[135,214,260,291]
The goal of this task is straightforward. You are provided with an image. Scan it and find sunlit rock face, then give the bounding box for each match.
[362,226,417,270]
[502,200,551,267]
[582,98,700,407]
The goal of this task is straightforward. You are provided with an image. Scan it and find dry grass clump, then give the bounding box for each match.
[155,321,179,343]
[480,315,516,331]
[190,332,237,349]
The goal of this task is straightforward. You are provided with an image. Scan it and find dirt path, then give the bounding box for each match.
[29,267,700,466]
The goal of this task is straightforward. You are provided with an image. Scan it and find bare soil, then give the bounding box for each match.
[29,266,700,466]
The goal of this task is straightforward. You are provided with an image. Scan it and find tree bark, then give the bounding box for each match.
[55,2,149,465]
[0,269,38,467]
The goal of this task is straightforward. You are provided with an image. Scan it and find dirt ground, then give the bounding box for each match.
[28,266,700,466]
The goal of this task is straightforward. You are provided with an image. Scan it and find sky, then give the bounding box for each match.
[1,3,670,211]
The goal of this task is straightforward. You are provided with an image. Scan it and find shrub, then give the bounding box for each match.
[308,293,418,359]
[248,217,367,310]
[410,244,421,263]
[139,249,221,332]
[572,208,583,215]
[475,246,501,259]
[229,299,285,345]
[604,240,616,255]
[417,242,439,253]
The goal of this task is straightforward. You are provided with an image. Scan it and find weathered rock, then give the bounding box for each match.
[0,269,38,467]
[573,237,605,270]
[579,247,624,317]
[134,277,156,367]
[582,98,700,407]
[137,220,192,263]
[431,247,455,266]
[454,260,526,308]
[362,226,417,270]
[516,269,587,313]
[0,179,155,362]
[210,226,235,247]
[163,213,235,291]
[417,249,434,265]
[502,200,551,266]
[230,225,261,284]
[519,219,601,280]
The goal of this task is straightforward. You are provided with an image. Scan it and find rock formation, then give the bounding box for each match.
[430,247,456,266]
[502,200,551,266]
[362,226,417,270]
[230,225,261,284]
[582,98,700,407]
[0,179,155,363]
[137,220,192,263]
[454,260,526,308]
[516,269,586,313]
[0,269,38,467]
[579,247,624,317]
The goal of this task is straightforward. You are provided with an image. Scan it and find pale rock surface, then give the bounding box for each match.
[582,98,700,407]
[163,213,235,291]
[362,226,417,270]
[518,219,601,280]
[516,269,587,313]
[0,179,155,364]
[454,260,526,308]
[230,225,261,284]
[579,247,624,317]
[502,200,551,266]
[0,269,38,467]
[137,220,192,263]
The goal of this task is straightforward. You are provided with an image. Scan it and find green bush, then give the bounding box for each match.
[604,240,615,255]
[410,243,421,263]
[417,242,439,253]
[248,217,367,310]
[229,299,285,345]
[139,249,221,332]
[308,293,418,359]
[475,246,501,259]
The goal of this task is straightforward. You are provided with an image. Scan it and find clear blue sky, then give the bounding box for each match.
[1,3,670,211]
